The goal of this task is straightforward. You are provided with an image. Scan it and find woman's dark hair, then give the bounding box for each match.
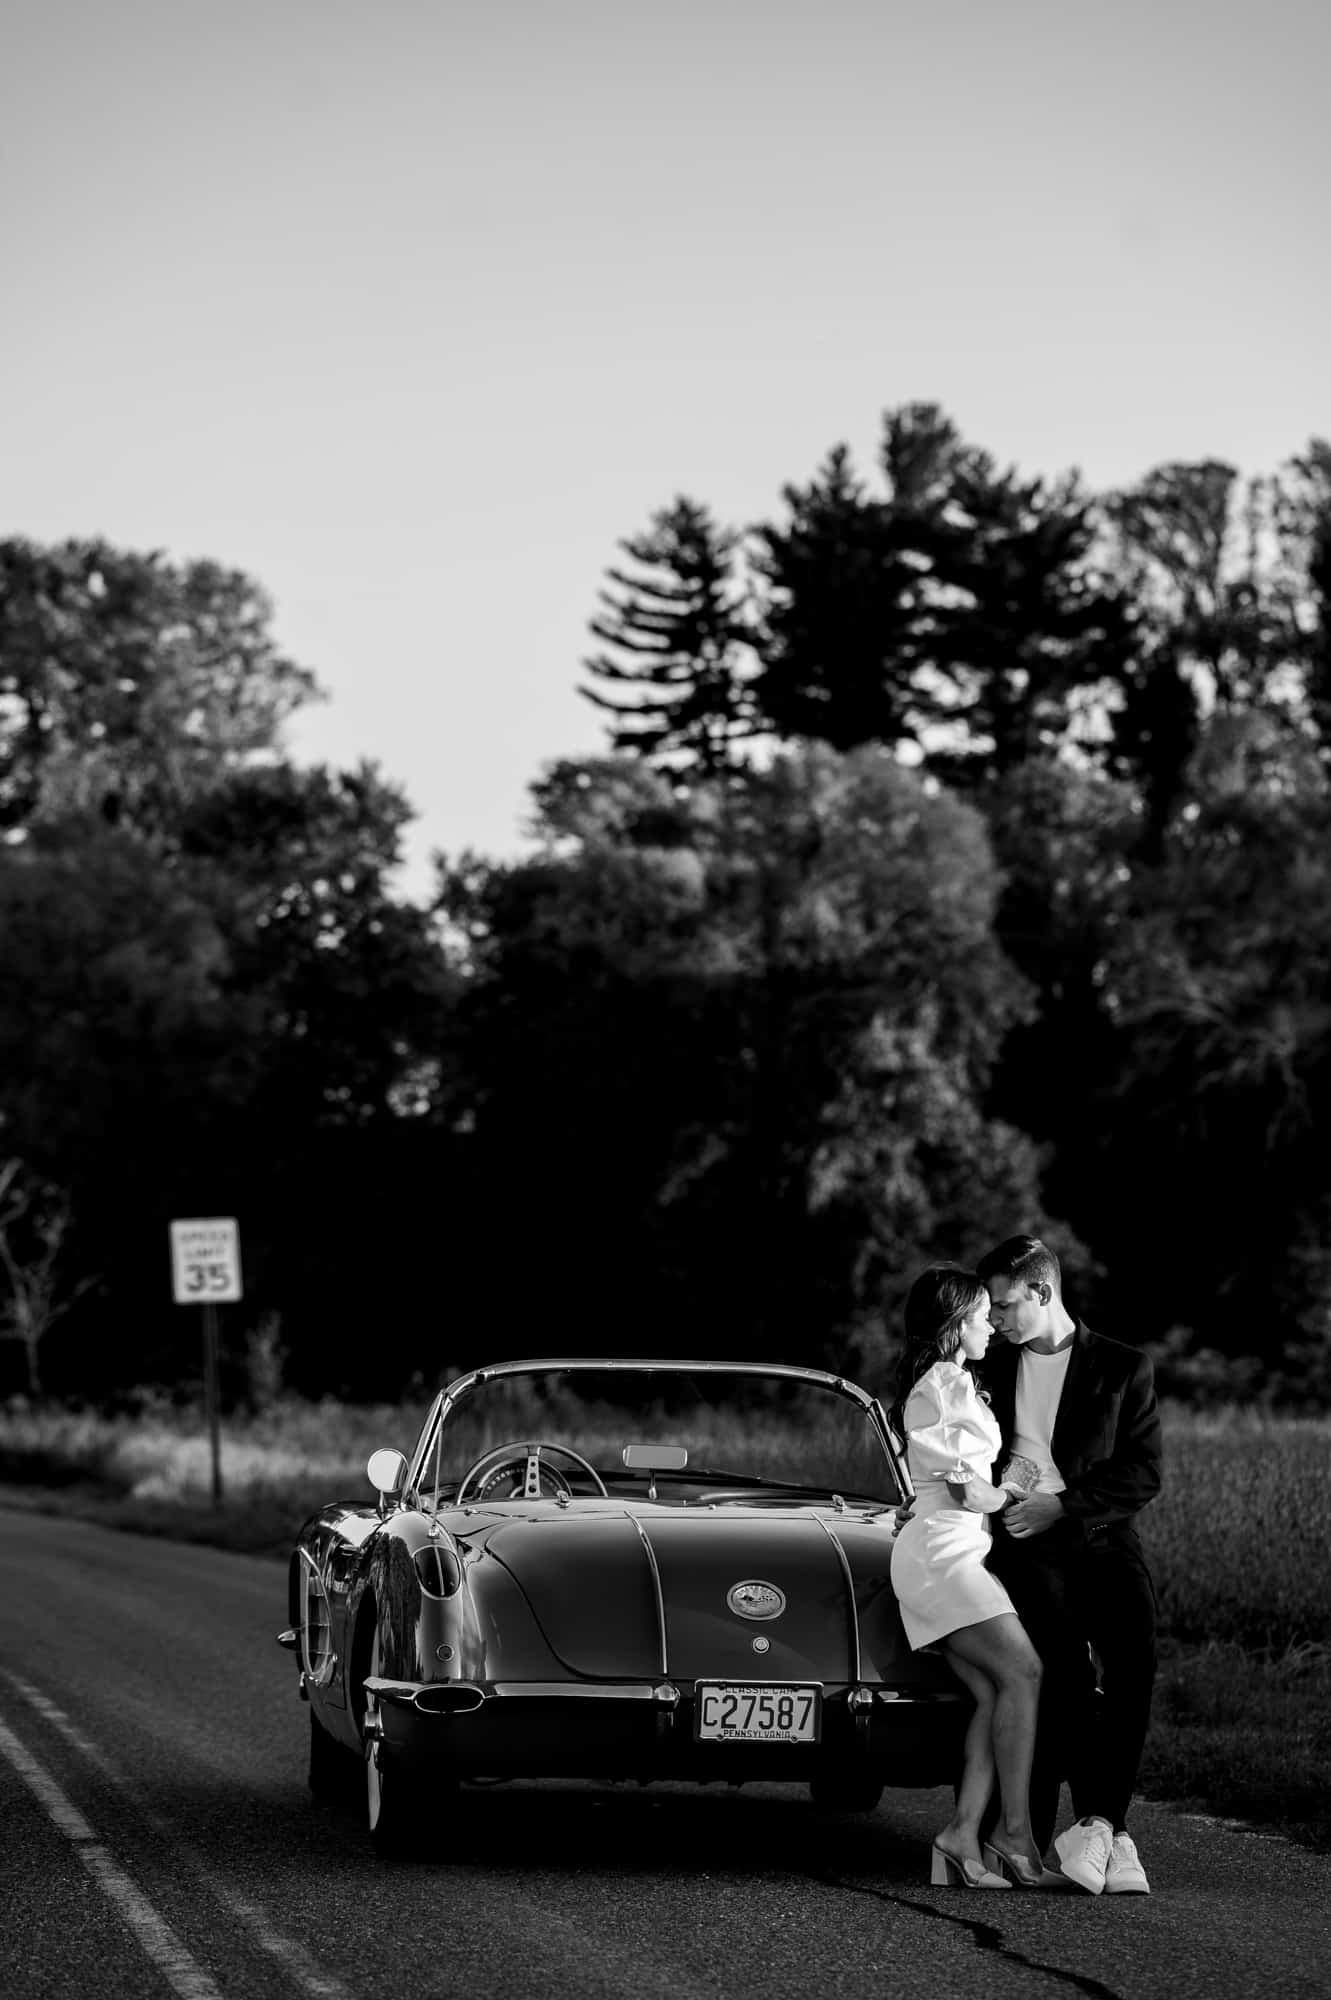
[888,1262,988,1442]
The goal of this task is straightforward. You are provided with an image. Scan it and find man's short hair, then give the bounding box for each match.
[975,1234,1063,1296]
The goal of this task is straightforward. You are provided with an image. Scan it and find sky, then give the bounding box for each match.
[4,0,1328,899]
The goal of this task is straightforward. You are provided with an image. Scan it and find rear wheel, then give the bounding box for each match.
[366,1737,429,1858]
[308,1710,357,1803]
[363,1622,427,1858]
[808,1772,885,1814]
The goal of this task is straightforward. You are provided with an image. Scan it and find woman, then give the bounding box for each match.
[889,1263,1051,1890]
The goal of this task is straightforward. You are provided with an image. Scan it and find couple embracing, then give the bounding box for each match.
[888,1236,1162,1896]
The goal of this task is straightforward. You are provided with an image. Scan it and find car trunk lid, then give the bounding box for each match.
[642,1513,855,1683]
[484,1507,858,1684]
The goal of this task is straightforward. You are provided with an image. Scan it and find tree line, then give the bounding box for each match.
[2,403,1330,1407]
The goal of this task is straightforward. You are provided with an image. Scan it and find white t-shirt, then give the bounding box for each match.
[1011,1342,1073,1494]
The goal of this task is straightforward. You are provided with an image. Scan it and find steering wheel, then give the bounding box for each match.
[455,1440,609,1505]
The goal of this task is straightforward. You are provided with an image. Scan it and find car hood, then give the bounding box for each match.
[477,1505,911,1685]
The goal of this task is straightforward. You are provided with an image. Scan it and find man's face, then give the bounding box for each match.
[985,1275,1049,1347]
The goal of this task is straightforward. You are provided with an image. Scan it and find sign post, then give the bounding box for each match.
[169,1218,243,1506]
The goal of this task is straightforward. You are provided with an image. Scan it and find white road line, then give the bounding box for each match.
[1,1672,357,2000]
[0,1714,224,2000]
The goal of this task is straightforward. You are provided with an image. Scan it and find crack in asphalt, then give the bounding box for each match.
[806,1866,1127,2000]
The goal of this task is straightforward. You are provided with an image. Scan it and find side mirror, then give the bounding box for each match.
[367,1447,409,1515]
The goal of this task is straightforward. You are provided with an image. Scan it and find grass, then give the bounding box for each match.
[1132,1404,1331,1850]
[1145,1408,1331,1652]
[1141,1638,1331,1851]
[2,1389,1329,1848]
[0,1392,408,1557]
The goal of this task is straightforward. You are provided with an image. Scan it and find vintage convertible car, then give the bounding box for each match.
[277,1358,966,1852]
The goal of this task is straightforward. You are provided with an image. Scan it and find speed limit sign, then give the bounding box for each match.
[169,1218,243,1303]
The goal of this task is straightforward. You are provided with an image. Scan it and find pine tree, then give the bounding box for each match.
[752,406,1006,757]
[580,499,755,773]
[924,462,1131,783]
[751,441,947,752]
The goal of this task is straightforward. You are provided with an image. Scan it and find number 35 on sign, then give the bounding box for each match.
[170,1218,243,1303]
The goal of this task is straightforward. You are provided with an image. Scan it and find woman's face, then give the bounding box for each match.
[954,1296,995,1362]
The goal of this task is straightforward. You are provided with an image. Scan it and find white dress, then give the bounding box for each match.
[889,1359,1017,1650]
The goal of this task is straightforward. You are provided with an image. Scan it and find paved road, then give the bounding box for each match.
[2,1505,1329,2000]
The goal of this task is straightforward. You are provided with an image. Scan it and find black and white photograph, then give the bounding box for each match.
[2,3,1330,1995]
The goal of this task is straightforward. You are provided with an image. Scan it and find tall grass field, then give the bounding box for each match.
[2,1393,1328,1848]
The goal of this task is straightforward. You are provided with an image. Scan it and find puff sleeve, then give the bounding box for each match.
[903,1364,999,1484]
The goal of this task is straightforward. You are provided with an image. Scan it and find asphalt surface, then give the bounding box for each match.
[3,1505,1330,2000]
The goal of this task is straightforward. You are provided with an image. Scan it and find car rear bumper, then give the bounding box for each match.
[364,1676,967,1785]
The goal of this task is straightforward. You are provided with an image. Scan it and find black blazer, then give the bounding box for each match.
[981,1320,1163,1546]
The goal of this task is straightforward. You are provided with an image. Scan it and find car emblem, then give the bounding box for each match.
[726,1580,786,1621]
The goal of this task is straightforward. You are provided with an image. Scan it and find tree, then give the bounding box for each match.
[0,753,465,1398]
[751,444,939,752]
[922,461,1131,784]
[1104,463,1270,706]
[178,758,457,1131]
[1269,439,1331,752]
[880,401,982,514]
[0,830,238,1171]
[435,748,1069,1362]
[581,499,756,772]
[1099,461,1312,844]
[751,406,1129,784]
[0,1160,98,1398]
[0,538,319,839]
[1093,707,1331,1368]
[0,536,464,1399]
[976,755,1141,1249]
[751,421,955,753]
[807,1006,1061,1366]
[708,747,1063,1349]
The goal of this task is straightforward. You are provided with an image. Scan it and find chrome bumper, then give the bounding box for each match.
[361,1676,965,1715]
[363,1676,682,1714]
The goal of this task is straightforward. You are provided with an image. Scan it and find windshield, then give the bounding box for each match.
[413,1363,902,1508]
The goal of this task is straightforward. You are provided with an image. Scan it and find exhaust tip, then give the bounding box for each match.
[413,1685,485,1716]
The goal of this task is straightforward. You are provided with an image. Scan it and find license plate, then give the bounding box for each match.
[694,1682,821,1743]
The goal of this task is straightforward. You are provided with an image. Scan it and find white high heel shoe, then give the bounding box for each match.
[931,1842,1012,1889]
[981,1839,1062,1889]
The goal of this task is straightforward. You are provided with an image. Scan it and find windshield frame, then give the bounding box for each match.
[406,1356,909,1506]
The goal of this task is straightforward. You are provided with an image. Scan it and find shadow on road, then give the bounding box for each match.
[159,1770,940,1880]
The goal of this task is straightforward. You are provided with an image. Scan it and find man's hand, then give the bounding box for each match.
[1003,1491,1064,1539]
[891,1500,914,1534]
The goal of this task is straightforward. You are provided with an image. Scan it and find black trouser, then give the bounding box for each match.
[986,1523,1157,1851]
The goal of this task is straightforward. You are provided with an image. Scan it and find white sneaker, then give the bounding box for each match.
[1054,1816,1114,1894]
[1104,1831,1150,1893]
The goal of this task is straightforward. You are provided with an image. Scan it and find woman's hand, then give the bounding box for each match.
[946,1473,1008,1514]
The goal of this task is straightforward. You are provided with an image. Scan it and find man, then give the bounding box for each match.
[975,1234,1162,1896]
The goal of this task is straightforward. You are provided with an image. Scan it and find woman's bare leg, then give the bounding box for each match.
[943,1613,1043,1865]
[933,1650,996,1866]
